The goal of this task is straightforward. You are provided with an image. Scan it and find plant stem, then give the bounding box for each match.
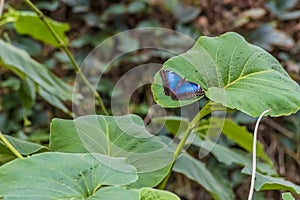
[23,0,109,115]
[158,101,225,189]
[0,0,4,17]
[0,131,24,159]
[248,109,270,200]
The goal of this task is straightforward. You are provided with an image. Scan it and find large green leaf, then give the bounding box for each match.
[0,39,72,113]
[0,152,138,199]
[49,114,173,188]
[152,32,300,117]
[1,9,69,47]
[173,153,235,200]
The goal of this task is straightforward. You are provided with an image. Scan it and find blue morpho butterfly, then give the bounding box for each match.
[159,70,205,100]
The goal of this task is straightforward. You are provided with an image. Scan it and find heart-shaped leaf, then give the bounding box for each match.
[0,152,138,199]
[50,114,173,187]
[152,32,300,117]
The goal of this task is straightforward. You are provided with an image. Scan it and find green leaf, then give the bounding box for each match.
[0,134,47,155]
[4,9,69,47]
[266,0,300,20]
[17,78,36,109]
[139,187,180,200]
[0,39,72,113]
[49,115,173,187]
[199,118,272,164]
[161,0,201,23]
[90,187,139,200]
[127,1,148,14]
[0,134,48,165]
[152,116,189,135]
[282,192,296,200]
[152,32,300,117]
[253,172,300,195]
[0,152,138,199]
[173,153,235,200]
[191,137,276,176]
[249,24,294,50]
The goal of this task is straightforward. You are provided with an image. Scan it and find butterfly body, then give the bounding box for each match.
[159,70,204,100]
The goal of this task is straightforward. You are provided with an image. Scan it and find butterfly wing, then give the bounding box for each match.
[159,70,204,100]
[160,70,182,96]
[174,81,204,100]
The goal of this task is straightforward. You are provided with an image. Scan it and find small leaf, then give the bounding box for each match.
[152,32,300,117]
[0,134,47,165]
[253,172,300,195]
[0,152,138,199]
[11,10,69,47]
[0,134,47,156]
[282,192,296,200]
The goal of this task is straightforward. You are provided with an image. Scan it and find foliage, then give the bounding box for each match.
[0,0,300,199]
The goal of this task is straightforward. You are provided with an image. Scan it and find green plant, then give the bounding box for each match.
[1,1,300,200]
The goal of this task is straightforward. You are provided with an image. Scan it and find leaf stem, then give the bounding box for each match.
[23,0,109,115]
[0,131,24,159]
[248,109,270,200]
[158,101,225,189]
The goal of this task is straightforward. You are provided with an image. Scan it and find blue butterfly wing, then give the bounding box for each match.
[160,70,204,100]
[175,81,203,100]
[164,71,182,90]
[176,81,201,94]
[160,70,182,96]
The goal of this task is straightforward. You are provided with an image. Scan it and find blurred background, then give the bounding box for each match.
[1,0,300,199]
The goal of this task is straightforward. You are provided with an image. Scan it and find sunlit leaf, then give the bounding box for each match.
[152,32,300,117]
[2,9,69,47]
